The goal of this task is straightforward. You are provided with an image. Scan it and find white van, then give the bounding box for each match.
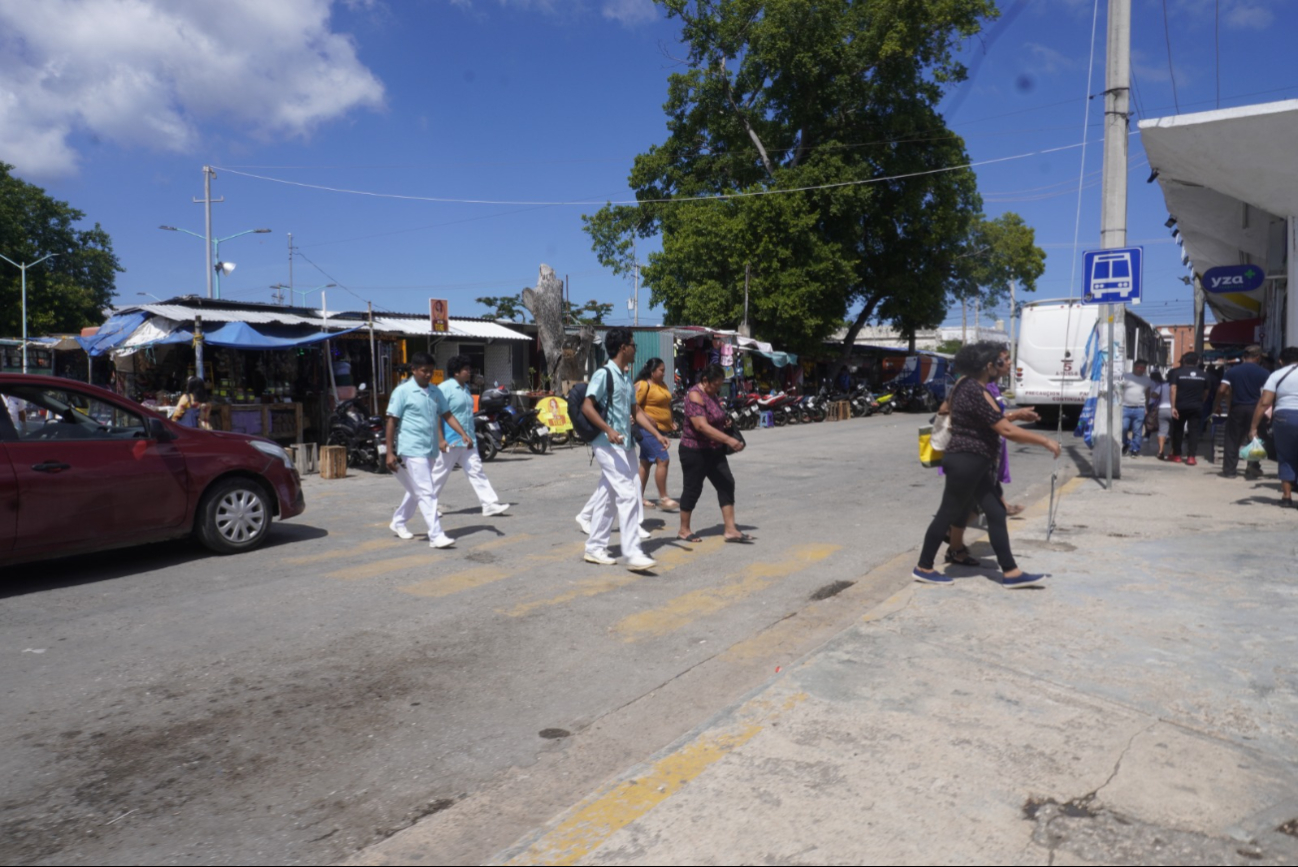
[1013,299,1161,411]
[1013,300,1100,409]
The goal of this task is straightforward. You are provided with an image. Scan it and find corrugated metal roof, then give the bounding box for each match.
[369,316,531,341]
[134,304,332,327]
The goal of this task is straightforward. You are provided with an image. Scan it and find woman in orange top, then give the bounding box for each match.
[635,357,679,511]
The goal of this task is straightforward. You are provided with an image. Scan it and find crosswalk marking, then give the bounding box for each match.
[502,536,727,617]
[398,542,584,598]
[613,543,841,641]
[283,537,399,566]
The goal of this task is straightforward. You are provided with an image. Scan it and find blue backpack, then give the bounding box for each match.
[567,370,612,444]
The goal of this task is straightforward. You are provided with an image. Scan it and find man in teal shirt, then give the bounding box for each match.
[431,354,510,517]
[385,352,471,548]
[580,328,670,572]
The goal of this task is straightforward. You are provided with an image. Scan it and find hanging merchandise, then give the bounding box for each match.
[743,352,754,377]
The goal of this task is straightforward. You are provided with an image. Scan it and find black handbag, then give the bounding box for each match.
[725,425,745,456]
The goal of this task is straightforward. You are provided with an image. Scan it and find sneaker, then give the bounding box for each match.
[912,568,953,585]
[1186,457,1197,466]
[638,527,651,541]
[483,502,510,517]
[430,533,456,549]
[584,548,616,565]
[1170,455,1182,463]
[576,515,592,535]
[437,504,446,517]
[1220,472,1238,479]
[1002,572,1045,588]
[625,554,658,572]
[389,522,414,541]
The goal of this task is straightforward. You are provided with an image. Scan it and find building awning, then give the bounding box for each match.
[77,311,149,356]
[361,316,531,341]
[113,319,361,355]
[1140,100,1298,324]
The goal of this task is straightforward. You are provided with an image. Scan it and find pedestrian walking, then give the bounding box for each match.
[634,357,680,512]
[914,342,1060,588]
[676,364,750,544]
[1250,346,1298,508]
[582,328,670,571]
[1150,370,1172,459]
[1218,345,1270,480]
[1168,352,1209,464]
[432,355,511,519]
[1120,359,1154,458]
[384,352,469,549]
[170,375,212,430]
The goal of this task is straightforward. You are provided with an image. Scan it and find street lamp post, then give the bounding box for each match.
[284,282,334,307]
[160,225,271,300]
[0,252,57,374]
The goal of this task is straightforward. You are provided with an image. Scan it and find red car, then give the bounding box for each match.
[0,374,305,567]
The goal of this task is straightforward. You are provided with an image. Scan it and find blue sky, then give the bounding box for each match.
[4,0,1296,331]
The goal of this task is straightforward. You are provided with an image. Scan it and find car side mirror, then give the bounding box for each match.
[148,417,175,442]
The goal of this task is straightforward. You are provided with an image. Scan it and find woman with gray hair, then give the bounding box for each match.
[914,342,1059,588]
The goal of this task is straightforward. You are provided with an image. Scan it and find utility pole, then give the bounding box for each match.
[0,252,56,374]
[1009,279,1019,389]
[194,166,222,299]
[368,301,379,415]
[962,300,968,345]
[740,262,752,338]
[1093,0,1131,487]
[1192,276,1206,354]
[631,239,639,327]
[288,232,294,298]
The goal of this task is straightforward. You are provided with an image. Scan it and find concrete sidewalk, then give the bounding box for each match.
[491,459,1298,865]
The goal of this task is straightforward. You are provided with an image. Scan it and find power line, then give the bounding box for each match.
[293,249,390,313]
[1161,0,1181,113]
[212,136,1116,208]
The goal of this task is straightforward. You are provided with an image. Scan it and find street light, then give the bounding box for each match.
[160,225,271,300]
[287,282,334,307]
[0,251,57,374]
[137,292,164,302]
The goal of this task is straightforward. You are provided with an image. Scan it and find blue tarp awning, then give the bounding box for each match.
[77,311,148,356]
[138,320,361,350]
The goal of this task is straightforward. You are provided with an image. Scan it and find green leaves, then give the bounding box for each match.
[476,294,529,322]
[0,163,122,337]
[583,0,1040,355]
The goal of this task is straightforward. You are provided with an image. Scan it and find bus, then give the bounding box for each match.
[1013,300,1160,413]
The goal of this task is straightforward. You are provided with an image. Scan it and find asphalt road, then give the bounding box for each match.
[0,412,1082,866]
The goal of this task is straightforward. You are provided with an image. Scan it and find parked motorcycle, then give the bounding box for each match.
[326,385,387,472]
[894,383,939,413]
[756,390,799,426]
[477,386,551,456]
[474,410,501,462]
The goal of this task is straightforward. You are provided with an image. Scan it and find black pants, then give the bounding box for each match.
[1221,402,1261,476]
[1171,406,1202,458]
[920,452,1016,572]
[678,446,735,512]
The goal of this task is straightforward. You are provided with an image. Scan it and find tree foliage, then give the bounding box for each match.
[0,163,122,337]
[584,0,1043,354]
[566,299,614,326]
[476,293,529,322]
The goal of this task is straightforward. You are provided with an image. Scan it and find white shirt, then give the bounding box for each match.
[1120,372,1153,407]
[4,395,25,429]
[1263,364,1298,412]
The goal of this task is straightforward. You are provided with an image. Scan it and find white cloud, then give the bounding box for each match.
[1022,42,1077,75]
[0,0,384,177]
[1225,3,1275,29]
[602,0,657,25]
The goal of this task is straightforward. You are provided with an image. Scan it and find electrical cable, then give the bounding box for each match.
[211,136,1113,208]
[1048,0,1102,543]
[1161,0,1182,113]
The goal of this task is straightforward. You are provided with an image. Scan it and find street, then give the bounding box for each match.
[1,414,1072,866]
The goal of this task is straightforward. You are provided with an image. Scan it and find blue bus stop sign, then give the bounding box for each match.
[1082,247,1143,305]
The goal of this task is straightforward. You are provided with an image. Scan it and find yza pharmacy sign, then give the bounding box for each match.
[1202,264,1265,294]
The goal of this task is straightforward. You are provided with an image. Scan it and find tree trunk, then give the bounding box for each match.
[838,293,881,361]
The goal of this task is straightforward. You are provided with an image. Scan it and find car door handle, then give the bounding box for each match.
[31,461,72,473]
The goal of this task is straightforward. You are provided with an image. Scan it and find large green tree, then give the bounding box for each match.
[584,0,1043,354]
[0,163,122,337]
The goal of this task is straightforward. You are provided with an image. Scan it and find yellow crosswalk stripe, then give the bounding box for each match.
[283,537,400,565]
[613,543,841,641]
[398,542,583,598]
[502,536,727,617]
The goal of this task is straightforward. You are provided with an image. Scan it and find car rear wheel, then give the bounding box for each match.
[196,477,272,555]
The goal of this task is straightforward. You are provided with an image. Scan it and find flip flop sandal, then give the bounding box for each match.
[945,546,981,566]
[678,533,703,543]
[724,533,755,543]
[657,498,680,511]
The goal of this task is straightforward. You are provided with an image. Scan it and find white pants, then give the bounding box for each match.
[431,445,501,509]
[392,456,442,538]
[586,445,645,558]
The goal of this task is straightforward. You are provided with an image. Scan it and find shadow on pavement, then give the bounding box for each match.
[0,523,330,599]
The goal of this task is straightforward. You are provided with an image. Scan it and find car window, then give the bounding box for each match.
[5,385,148,442]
